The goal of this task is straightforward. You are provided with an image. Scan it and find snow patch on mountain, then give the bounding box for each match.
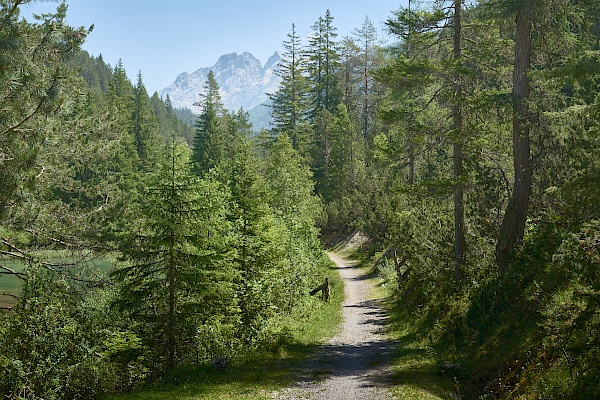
[159,51,282,113]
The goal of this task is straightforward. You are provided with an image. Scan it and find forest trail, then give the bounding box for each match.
[272,253,396,400]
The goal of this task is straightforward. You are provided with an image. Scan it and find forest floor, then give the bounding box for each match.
[270,252,396,400]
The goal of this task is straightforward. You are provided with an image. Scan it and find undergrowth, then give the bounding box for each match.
[102,255,344,400]
[361,220,600,399]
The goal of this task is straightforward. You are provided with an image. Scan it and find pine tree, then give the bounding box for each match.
[0,1,91,220]
[269,24,312,150]
[131,72,160,170]
[112,139,234,369]
[192,71,225,176]
[496,0,533,271]
[307,10,343,120]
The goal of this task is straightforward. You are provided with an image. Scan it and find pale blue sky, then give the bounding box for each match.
[23,0,409,94]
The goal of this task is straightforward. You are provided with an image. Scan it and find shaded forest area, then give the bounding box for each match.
[1,0,599,399]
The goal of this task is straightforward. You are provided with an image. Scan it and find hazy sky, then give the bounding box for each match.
[23,1,409,94]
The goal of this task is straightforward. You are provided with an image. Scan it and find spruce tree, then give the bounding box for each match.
[269,24,311,150]
[307,10,343,120]
[352,15,382,140]
[131,72,160,170]
[112,139,234,369]
[192,71,225,176]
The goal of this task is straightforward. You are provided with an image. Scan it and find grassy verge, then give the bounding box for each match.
[103,255,344,400]
[351,249,458,400]
[382,299,458,400]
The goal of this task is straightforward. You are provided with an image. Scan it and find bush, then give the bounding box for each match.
[0,265,113,399]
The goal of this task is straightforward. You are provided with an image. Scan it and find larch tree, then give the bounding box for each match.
[495,0,534,271]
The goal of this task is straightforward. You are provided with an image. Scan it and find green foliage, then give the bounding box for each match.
[0,1,91,220]
[0,265,113,399]
[112,140,236,370]
[102,260,343,400]
[3,0,599,398]
[192,71,225,176]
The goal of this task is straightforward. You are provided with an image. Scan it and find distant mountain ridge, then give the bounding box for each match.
[159,51,282,114]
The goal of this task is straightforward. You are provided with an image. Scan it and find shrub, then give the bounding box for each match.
[0,265,113,399]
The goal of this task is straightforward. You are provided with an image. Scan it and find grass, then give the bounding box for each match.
[384,316,458,400]
[351,249,458,400]
[102,245,459,400]
[102,255,344,400]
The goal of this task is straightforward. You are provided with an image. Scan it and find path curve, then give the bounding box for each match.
[272,253,395,400]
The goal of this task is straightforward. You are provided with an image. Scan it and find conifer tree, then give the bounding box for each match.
[339,36,361,117]
[0,1,91,220]
[496,0,533,271]
[112,139,234,369]
[107,59,134,108]
[225,140,286,339]
[307,10,343,120]
[352,15,382,140]
[269,24,312,150]
[224,108,253,160]
[265,135,324,307]
[192,70,225,176]
[329,104,364,203]
[131,72,160,170]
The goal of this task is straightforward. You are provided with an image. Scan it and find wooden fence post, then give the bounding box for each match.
[309,277,330,302]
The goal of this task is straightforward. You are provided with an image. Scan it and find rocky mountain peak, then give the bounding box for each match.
[159,51,281,113]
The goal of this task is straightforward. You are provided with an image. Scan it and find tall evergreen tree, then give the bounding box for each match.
[112,139,234,370]
[339,36,361,117]
[352,15,382,140]
[269,24,311,150]
[107,59,134,108]
[224,108,253,159]
[131,72,160,170]
[307,10,343,119]
[192,70,225,176]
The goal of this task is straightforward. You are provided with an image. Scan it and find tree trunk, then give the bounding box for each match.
[453,0,466,280]
[496,0,533,272]
[408,141,415,185]
[168,153,177,369]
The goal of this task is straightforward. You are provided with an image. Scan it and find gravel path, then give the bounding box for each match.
[272,253,396,400]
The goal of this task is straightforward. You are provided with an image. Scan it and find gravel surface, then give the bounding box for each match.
[272,253,396,400]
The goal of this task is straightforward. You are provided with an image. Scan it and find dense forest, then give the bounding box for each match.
[1,0,599,399]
